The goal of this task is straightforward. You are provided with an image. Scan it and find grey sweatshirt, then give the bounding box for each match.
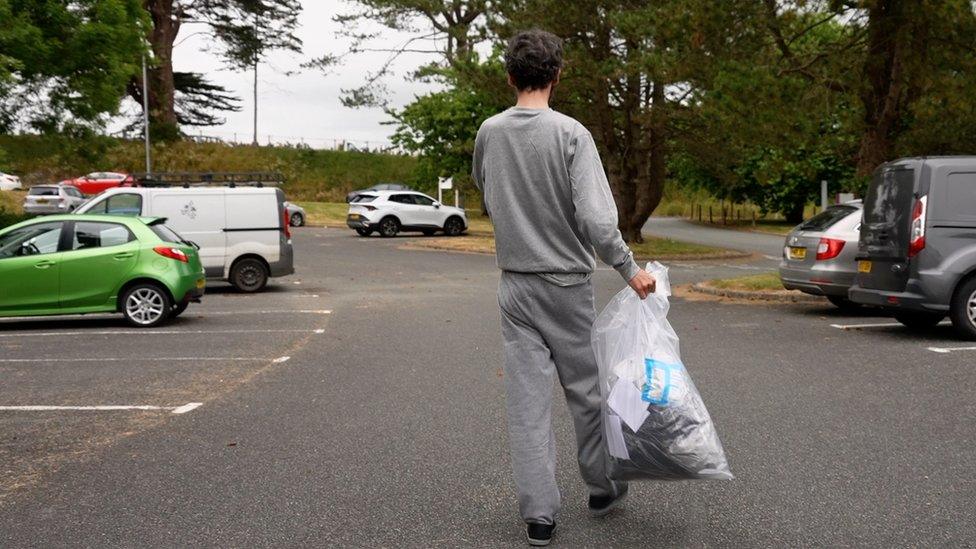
[472,107,639,283]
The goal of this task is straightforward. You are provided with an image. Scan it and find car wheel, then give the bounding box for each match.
[171,301,189,318]
[121,283,172,328]
[443,216,465,237]
[355,228,373,237]
[949,276,976,340]
[378,216,400,238]
[894,311,945,330]
[230,258,269,293]
[290,212,304,227]
[826,295,861,310]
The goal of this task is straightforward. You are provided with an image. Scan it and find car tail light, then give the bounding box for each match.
[154,246,188,263]
[282,207,291,239]
[815,238,845,261]
[908,196,927,258]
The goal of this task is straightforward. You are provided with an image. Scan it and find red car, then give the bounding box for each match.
[65,171,132,195]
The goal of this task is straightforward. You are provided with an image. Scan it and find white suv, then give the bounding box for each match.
[346,190,468,237]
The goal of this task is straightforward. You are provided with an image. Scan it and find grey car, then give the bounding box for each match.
[22,184,86,214]
[284,201,305,227]
[780,201,863,309]
[849,156,976,339]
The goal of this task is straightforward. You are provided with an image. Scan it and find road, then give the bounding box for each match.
[1,227,974,547]
[643,217,786,260]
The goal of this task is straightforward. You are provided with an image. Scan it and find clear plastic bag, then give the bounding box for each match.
[592,262,733,481]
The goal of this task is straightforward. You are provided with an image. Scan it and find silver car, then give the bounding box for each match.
[284,201,306,227]
[779,201,863,309]
[22,184,87,214]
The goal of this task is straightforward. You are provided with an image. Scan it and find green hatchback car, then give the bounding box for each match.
[0,214,206,327]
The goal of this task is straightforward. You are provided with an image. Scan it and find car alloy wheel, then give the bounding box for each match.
[968,289,976,326]
[125,287,166,326]
[379,217,399,237]
[291,213,304,227]
[444,217,464,237]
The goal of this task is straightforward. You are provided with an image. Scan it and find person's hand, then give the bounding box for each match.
[628,269,657,300]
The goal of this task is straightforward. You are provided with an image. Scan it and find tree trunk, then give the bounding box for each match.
[128,0,181,141]
[620,80,668,243]
[784,201,805,225]
[855,0,906,177]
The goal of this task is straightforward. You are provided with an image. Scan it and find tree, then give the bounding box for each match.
[135,0,302,140]
[0,0,147,132]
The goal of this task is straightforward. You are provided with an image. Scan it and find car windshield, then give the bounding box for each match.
[798,205,859,232]
[28,187,59,196]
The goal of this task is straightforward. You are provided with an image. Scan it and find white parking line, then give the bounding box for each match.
[0,329,326,338]
[0,310,332,323]
[830,320,952,330]
[0,402,203,414]
[927,346,976,354]
[0,357,274,364]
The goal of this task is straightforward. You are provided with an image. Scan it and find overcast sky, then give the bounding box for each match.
[135,1,441,148]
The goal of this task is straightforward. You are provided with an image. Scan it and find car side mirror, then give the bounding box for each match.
[433,201,441,209]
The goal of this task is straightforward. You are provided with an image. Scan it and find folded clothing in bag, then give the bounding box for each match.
[592,262,732,481]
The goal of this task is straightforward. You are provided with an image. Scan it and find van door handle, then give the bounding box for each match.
[34,260,56,269]
[113,252,135,260]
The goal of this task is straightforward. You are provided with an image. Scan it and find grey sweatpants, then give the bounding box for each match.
[497,271,621,525]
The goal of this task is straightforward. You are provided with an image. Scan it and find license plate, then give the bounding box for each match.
[788,247,806,260]
[858,260,872,273]
[36,199,48,204]
[348,213,360,220]
[196,279,206,289]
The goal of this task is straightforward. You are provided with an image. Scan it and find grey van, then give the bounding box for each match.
[849,157,976,339]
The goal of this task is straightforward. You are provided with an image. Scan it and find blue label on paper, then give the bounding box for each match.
[642,358,683,405]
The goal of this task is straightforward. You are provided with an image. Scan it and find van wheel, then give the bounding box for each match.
[230,258,268,293]
[950,277,976,340]
[826,295,861,310]
[894,311,945,330]
[443,216,465,236]
[378,216,400,238]
[121,283,172,328]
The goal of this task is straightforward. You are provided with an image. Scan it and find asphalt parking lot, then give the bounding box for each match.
[1,224,974,547]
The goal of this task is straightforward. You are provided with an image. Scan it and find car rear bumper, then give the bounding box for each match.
[779,264,855,297]
[23,204,70,214]
[346,216,372,229]
[848,284,950,313]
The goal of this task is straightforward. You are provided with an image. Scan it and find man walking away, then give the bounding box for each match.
[472,29,657,546]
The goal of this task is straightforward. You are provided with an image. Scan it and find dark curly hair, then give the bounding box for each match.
[504,29,563,91]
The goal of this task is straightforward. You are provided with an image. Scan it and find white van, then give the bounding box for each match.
[77,186,294,292]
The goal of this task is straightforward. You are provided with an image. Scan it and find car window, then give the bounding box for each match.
[353,195,377,203]
[66,187,83,198]
[798,205,859,232]
[71,222,134,250]
[105,193,142,216]
[411,194,435,206]
[150,223,185,244]
[389,194,415,204]
[0,223,63,258]
[944,173,976,222]
[84,197,108,214]
[28,187,59,196]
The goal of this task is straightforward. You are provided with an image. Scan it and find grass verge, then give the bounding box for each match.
[708,272,784,291]
[0,190,30,229]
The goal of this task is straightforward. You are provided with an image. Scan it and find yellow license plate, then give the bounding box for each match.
[858,260,872,273]
[36,199,48,204]
[788,247,806,260]
[349,213,360,219]
[196,278,206,289]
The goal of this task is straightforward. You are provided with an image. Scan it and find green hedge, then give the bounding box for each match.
[0,134,419,203]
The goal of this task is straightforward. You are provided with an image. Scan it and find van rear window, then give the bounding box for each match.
[799,205,858,232]
[864,168,914,225]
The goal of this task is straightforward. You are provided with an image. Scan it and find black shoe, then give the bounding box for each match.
[589,484,629,517]
[526,522,555,546]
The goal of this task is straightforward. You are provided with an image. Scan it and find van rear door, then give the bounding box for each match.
[225,190,281,263]
[150,191,227,276]
[857,166,916,292]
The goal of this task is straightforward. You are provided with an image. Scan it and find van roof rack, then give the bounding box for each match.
[130,172,284,188]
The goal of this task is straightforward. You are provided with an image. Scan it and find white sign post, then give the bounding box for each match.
[438,176,454,205]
